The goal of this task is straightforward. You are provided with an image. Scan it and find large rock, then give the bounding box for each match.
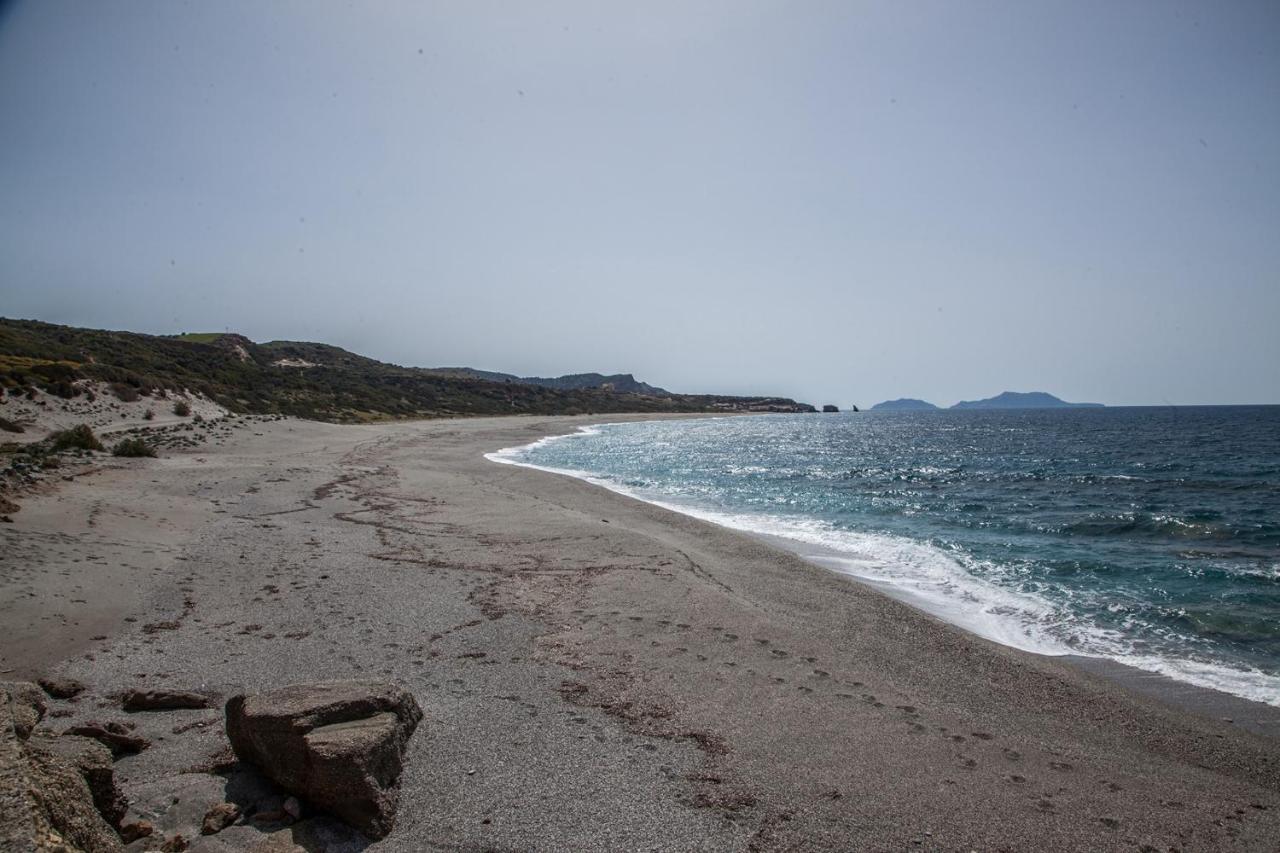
[224,681,421,839]
[1,683,124,853]
[29,733,127,827]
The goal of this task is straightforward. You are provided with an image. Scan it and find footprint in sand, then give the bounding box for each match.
[1048,761,1072,772]
[724,633,738,641]
[770,649,789,658]
[971,732,994,740]
[813,670,830,678]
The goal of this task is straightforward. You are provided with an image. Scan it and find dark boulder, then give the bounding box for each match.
[225,681,421,839]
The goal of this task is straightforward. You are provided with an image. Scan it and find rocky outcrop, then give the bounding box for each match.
[1,682,125,853]
[28,734,127,827]
[224,681,422,839]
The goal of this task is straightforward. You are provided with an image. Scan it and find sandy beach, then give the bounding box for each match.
[3,413,1278,851]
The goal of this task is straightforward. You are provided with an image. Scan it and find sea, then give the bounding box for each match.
[489,407,1280,707]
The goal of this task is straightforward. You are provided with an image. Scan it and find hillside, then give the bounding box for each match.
[870,398,939,412]
[428,368,669,395]
[950,391,1103,410]
[0,319,814,422]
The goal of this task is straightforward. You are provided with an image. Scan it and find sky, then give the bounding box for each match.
[1,1,1277,407]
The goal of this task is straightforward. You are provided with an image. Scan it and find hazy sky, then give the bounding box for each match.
[2,1,1277,406]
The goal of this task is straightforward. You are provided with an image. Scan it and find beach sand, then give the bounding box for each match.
[2,413,1278,851]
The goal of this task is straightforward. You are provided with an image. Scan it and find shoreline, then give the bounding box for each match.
[2,413,1278,850]
[489,419,1280,730]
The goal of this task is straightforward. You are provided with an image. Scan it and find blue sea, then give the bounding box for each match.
[490,407,1280,706]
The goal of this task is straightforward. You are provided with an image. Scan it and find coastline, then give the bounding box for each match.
[490,419,1280,725]
[2,413,1278,850]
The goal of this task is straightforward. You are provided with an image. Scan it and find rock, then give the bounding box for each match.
[66,722,151,757]
[282,796,302,820]
[38,677,86,700]
[2,686,124,853]
[119,819,154,843]
[225,681,422,839]
[1,681,47,738]
[29,733,128,827]
[122,689,211,712]
[159,833,188,852]
[200,802,240,835]
[24,742,125,852]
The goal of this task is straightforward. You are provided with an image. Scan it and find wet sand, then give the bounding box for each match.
[2,414,1278,851]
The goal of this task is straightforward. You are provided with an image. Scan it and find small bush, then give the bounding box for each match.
[173,400,191,417]
[111,383,140,402]
[50,424,103,452]
[143,409,155,420]
[0,417,23,434]
[112,437,156,458]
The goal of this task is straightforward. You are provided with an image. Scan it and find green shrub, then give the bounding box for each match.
[112,437,156,458]
[50,424,103,452]
[173,400,191,416]
[111,383,140,402]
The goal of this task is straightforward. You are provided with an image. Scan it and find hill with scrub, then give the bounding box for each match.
[0,319,815,422]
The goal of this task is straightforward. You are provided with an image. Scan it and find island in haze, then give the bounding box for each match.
[950,391,1103,410]
[870,391,1104,411]
[870,398,940,412]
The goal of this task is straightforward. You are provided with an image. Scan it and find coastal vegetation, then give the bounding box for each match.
[111,437,157,458]
[49,424,104,453]
[0,318,814,422]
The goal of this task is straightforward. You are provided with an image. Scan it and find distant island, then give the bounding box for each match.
[870,398,939,412]
[870,392,1104,411]
[950,391,1103,410]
